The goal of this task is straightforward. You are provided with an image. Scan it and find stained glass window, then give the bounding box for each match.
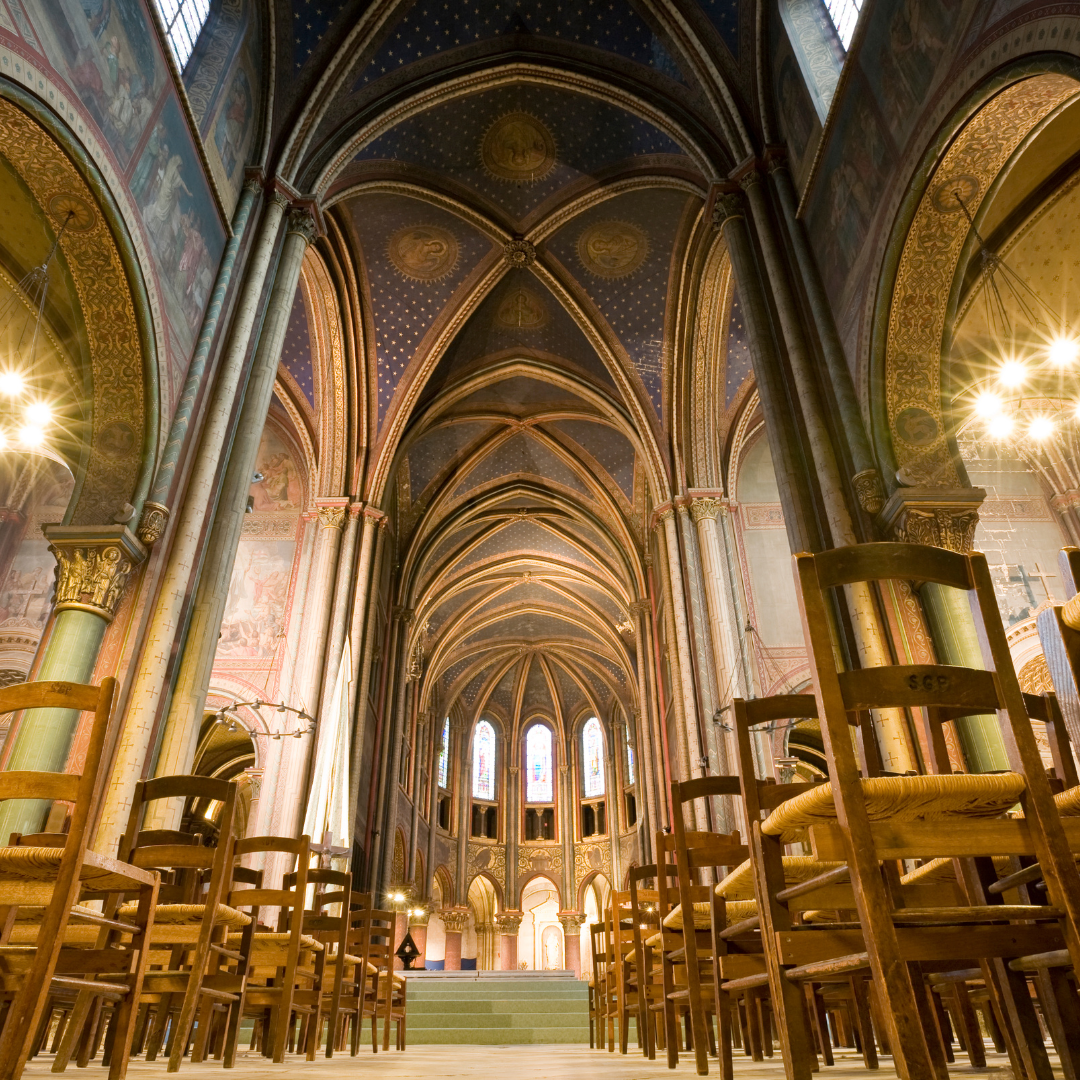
[525,724,553,803]
[582,717,604,798]
[626,728,635,786]
[472,720,495,801]
[154,0,211,69]
[823,0,862,49]
[438,717,450,790]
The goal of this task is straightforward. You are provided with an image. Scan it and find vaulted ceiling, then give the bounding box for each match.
[272,0,759,735]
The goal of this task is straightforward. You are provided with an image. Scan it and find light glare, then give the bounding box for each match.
[1029,415,1056,441]
[997,360,1027,388]
[17,426,43,448]
[988,414,1014,438]
[974,393,1002,418]
[24,402,50,426]
[1049,337,1080,368]
[0,371,24,397]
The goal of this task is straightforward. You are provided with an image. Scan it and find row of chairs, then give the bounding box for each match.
[592,541,1080,1079]
[0,679,407,1079]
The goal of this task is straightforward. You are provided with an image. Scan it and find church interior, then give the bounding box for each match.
[6,0,1080,1076]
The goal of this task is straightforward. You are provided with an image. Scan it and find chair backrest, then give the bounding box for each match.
[230,835,311,942]
[0,679,115,848]
[118,775,238,906]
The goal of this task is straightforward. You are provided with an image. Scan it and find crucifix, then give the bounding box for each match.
[1030,562,1057,600]
[1007,564,1037,607]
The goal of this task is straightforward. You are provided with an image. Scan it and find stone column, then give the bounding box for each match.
[638,590,672,830]
[603,744,620,886]
[408,711,429,882]
[425,709,441,898]
[559,762,573,905]
[316,502,361,720]
[630,601,664,842]
[724,178,918,774]
[150,208,318,817]
[440,908,469,971]
[496,911,523,970]
[507,763,520,906]
[379,662,416,893]
[98,188,286,852]
[456,721,471,903]
[347,510,387,835]
[558,912,586,977]
[880,487,1009,772]
[0,526,144,836]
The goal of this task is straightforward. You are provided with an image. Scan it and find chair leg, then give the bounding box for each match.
[849,976,878,1070]
[950,983,986,1069]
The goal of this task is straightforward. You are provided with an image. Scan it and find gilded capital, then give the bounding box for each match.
[45,525,146,622]
[495,911,524,935]
[711,189,745,231]
[852,470,885,515]
[136,501,170,546]
[287,207,318,243]
[558,911,587,935]
[689,497,724,523]
[439,908,471,934]
[316,502,348,530]
[877,487,985,554]
[629,599,650,616]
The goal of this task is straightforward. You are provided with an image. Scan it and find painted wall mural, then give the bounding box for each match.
[218,540,295,659]
[8,0,228,377]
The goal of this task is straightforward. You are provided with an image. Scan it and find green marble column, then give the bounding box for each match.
[0,525,144,836]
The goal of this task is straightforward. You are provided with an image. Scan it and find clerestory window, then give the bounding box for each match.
[154,0,210,69]
[823,0,862,49]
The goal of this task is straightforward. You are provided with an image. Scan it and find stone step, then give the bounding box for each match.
[409,1000,585,1014]
[405,1010,589,1028]
[405,1026,590,1045]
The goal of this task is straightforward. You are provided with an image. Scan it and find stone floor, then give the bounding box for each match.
[21,1046,1033,1079]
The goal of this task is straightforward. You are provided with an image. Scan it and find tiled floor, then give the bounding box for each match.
[22,1046,1027,1079]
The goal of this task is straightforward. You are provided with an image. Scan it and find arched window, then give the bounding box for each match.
[472,720,496,801]
[525,724,553,803]
[437,717,450,789]
[154,0,211,69]
[626,728,635,786]
[823,0,862,49]
[582,718,605,799]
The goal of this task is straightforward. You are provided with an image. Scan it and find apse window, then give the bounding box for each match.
[155,0,211,69]
[824,0,862,49]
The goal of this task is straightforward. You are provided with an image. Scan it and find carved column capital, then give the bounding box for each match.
[629,599,650,616]
[44,525,146,622]
[394,606,416,625]
[853,470,885,515]
[557,911,587,935]
[439,908,471,934]
[269,190,291,211]
[710,184,746,231]
[877,487,986,554]
[136,501,169,546]
[495,911,524,935]
[689,496,725,523]
[286,207,318,243]
[315,499,348,530]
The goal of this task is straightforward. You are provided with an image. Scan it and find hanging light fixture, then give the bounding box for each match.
[952,189,1079,450]
[0,212,72,461]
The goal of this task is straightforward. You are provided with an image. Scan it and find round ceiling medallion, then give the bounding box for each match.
[481,112,556,183]
[495,287,548,330]
[387,225,459,281]
[931,174,981,214]
[47,193,96,231]
[577,220,649,279]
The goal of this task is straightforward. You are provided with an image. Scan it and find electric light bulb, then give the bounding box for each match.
[1029,415,1056,441]
[17,426,43,448]
[988,414,1014,438]
[392,892,405,903]
[974,392,1002,418]
[24,402,50,426]
[0,371,24,397]
[1049,337,1080,368]
[997,360,1027,388]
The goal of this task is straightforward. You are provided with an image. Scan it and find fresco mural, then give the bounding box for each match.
[251,428,303,511]
[131,96,225,354]
[0,541,54,630]
[217,540,294,659]
[28,0,166,168]
[212,63,254,192]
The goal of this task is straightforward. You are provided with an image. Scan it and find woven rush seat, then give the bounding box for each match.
[7,903,113,945]
[0,846,134,892]
[761,773,1026,836]
[646,899,757,946]
[900,855,1013,887]
[716,856,845,901]
[365,961,405,985]
[118,901,250,928]
[1055,785,1080,816]
[662,901,711,931]
[227,931,323,954]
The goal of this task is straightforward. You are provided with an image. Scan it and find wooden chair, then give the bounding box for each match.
[588,918,606,1049]
[658,777,749,1075]
[223,834,312,1064]
[626,863,664,1059]
[785,541,1080,1080]
[357,905,405,1052]
[0,678,159,1080]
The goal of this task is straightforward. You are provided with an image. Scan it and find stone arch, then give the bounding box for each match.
[0,86,158,528]
[391,827,407,886]
[872,64,1080,498]
[433,863,455,908]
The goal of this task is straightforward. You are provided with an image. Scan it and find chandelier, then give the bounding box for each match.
[952,191,1078,449]
[0,212,72,458]
[211,698,315,740]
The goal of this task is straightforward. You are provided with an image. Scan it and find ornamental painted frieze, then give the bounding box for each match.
[481,112,556,183]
